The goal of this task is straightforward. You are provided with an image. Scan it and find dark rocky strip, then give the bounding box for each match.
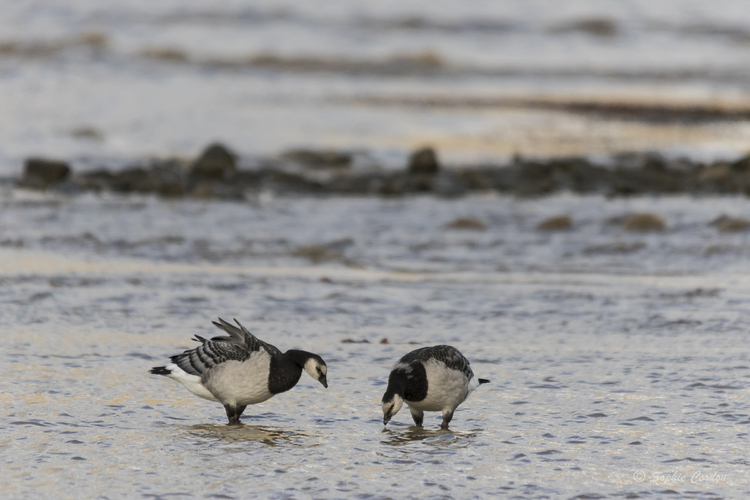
[14,143,750,199]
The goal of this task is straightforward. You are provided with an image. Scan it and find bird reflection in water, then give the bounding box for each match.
[185,423,318,448]
[380,426,480,449]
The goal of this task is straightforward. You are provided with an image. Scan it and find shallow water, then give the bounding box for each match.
[1,190,750,498]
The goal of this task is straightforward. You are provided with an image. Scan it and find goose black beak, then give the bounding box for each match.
[319,375,328,388]
[383,413,392,426]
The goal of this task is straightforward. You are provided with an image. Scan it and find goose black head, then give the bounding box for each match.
[303,355,328,388]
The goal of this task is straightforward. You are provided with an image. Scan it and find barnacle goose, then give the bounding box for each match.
[150,318,328,425]
[381,345,488,429]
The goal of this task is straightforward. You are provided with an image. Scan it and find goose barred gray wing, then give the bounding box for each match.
[170,318,281,376]
[210,317,283,357]
[401,345,474,380]
[169,336,251,377]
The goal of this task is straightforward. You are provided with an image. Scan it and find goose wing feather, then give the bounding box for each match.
[210,317,283,357]
[169,318,281,376]
[400,345,474,380]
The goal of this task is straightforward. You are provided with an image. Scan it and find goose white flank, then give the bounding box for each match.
[381,345,489,429]
[150,318,328,424]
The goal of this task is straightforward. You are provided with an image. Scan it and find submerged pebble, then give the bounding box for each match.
[537,215,573,231]
[711,215,750,232]
[621,213,666,232]
[445,217,487,231]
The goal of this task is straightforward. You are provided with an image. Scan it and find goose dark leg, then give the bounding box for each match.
[224,404,246,425]
[441,410,454,430]
[410,408,424,427]
[224,404,237,424]
[235,405,247,422]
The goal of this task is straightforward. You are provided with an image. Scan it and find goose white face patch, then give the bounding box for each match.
[304,358,319,375]
[304,357,328,387]
[382,393,404,424]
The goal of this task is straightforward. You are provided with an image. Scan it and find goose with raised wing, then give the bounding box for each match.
[150,318,328,424]
[381,345,488,429]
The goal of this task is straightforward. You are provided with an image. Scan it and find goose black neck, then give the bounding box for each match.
[382,371,407,402]
[284,349,316,366]
[268,350,312,394]
[385,364,428,402]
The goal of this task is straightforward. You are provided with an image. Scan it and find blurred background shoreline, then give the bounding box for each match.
[4,0,750,174]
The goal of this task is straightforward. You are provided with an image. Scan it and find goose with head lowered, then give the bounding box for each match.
[150,318,328,425]
[381,345,488,429]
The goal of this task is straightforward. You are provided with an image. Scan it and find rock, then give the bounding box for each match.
[149,160,186,196]
[730,154,750,172]
[404,174,435,193]
[71,126,103,141]
[108,160,185,196]
[432,172,466,197]
[189,181,245,201]
[459,168,505,191]
[445,217,486,231]
[546,157,611,193]
[279,149,352,169]
[19,147,750,199]
[512,161,555,196]
[699,163,732,183]
[326,171,390,195]
[20,158,71,189]
[550,18,618,37]
[140,47,190,62]
[73,169,114,192]
[291,238,355,264]
[611,166,685,195]
[190,143,237,180]
[375,172,410,196]
[408,147,439,175]
[705,245,733,257]
[695,162,740,194]
[69,159,186,196]
[711,215,750,232]
[537,215,573,231]
[111,167,152,192]
[262,170,324,194]
[190,183,215,199]
[582,242,646,255]
[621,213,666,232]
